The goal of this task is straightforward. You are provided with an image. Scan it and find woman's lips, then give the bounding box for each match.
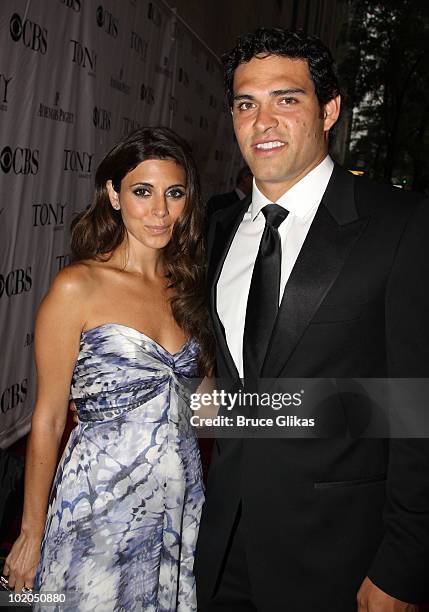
[145,225,170,234]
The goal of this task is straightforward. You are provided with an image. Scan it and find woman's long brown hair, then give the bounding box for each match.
[71,126,214,375]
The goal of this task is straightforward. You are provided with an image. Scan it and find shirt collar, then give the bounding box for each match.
[250,155,334,221]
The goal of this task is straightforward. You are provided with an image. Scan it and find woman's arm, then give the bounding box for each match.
[3,266,88,592]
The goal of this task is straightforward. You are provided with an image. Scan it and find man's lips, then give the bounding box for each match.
[252,140,287,153]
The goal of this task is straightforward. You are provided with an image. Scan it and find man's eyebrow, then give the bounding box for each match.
[233,88,307,102]
[270,87,306,96]
[233,94,256,102]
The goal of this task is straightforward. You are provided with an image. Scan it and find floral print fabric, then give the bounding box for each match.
[34,324,204,612]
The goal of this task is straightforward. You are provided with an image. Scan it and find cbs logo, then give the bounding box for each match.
[9,12,47,55]
[0,145,39,175]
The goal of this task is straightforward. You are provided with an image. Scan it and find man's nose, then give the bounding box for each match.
[254,104,279,132]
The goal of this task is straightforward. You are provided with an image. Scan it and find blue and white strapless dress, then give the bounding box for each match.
[34,323,204,612]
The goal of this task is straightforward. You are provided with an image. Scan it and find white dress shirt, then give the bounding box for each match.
[216,155,334,377]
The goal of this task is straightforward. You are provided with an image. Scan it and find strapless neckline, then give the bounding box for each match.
[81,322,192,357]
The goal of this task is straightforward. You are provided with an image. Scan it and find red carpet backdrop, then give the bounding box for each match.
[0,0,241,448]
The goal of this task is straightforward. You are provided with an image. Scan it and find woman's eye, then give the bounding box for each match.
[167,188,186,199]
[134,187,150,197]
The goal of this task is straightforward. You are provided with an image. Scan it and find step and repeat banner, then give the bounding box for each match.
[0,0,241,448]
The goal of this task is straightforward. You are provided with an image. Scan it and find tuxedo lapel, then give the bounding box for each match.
[261,165,369,378]
[207,196,250,380]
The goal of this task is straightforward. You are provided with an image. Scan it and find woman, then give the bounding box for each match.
[3,127,213,611]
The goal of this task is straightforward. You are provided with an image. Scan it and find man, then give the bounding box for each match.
[195,28,429,611]
[207,165,253,216]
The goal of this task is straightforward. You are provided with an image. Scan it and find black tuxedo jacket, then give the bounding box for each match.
[195,164,429,611]
[206,190,240,217]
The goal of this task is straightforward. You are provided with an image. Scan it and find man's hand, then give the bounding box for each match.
[357,577,418,611]
[69,400,79,425]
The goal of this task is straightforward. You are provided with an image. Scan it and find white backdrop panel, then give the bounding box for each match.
[0,0,242,448]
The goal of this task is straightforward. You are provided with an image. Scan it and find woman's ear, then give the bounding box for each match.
[106,180,120,210]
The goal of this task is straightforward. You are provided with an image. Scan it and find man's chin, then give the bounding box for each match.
[249,159,291,182]
[254,172,291,186]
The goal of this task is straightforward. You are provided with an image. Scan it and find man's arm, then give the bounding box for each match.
[364,198,429,607]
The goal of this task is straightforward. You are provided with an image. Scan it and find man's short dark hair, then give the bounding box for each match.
[222,27,340,108]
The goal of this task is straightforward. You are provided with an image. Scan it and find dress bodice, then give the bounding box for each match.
[71,323,200,422]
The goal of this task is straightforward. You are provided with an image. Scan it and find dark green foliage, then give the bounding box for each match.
[338,0,429,192]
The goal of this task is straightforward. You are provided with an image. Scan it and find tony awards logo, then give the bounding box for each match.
[0,74,12,112]
[70,39,97,76]
[130,30,148,61]
[32,202,67,230]
[63,149,93,178]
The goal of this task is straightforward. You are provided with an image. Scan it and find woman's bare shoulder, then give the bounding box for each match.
[37,261,106,331]
[49,261,98,297]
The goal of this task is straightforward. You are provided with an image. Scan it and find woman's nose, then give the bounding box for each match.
[151,196,168,217]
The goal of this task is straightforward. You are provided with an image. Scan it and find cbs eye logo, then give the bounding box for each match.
[0,146,12,173]
[96,5,104,27]
[9,12,47,54]
[9,13,23,41]
[95,5,118,37]
[0,145,39,175]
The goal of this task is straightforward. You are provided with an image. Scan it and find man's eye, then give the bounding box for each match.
[280,97,297,105]
[237,102,254,111]
[167,188,186,199]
